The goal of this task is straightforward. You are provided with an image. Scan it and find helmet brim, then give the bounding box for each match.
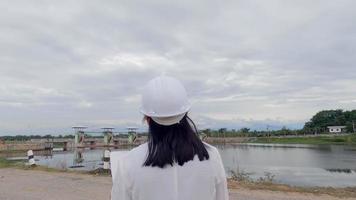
[139,104,191,118]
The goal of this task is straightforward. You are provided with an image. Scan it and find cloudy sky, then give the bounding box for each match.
[1,0,355,135]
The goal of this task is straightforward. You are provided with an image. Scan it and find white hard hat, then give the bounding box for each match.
[140,76,191,124]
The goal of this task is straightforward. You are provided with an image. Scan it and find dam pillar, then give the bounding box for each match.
[73,126,87,148]
[102,128,114,146]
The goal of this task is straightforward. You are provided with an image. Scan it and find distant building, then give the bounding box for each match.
[327,126,346,133]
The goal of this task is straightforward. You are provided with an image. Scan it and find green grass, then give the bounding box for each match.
[0,156,111,176]
[0,157,20,168]
[229,179,356,198]
[228,167,356,198]
[251,134,356,145]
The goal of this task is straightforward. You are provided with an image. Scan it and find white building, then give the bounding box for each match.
[327,126,346,133]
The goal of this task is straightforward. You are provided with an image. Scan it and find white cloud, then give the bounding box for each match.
[1,0,356,134]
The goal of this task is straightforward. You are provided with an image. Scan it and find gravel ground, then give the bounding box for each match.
[0,168,354,200]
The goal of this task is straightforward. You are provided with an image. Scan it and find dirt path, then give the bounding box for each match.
[0,168,354,200]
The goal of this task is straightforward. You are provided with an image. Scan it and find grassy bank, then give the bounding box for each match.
[229,180,356,198]
[0,157,111,176]
[251,134,356,145]
[0,157,20,168]
[0,157,59,171]
[1,160,355,198]
[229,169,356,198]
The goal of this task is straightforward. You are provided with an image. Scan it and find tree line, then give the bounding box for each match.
[0,133,148,141]
[200,127,303,137]
[202,109,356,137]
[304,109,356,133]
[1,109,355,141]
[0,134,75,141]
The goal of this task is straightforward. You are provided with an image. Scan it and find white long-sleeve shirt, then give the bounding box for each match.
[111,142,229,200]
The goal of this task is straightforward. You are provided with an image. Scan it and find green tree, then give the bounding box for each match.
[218,128,227,133]
[304,109,356,133]
[239,127,250,133]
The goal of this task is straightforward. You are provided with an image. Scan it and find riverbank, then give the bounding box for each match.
[0,168,355,200]
[2,134,355,152]
[250,134,356,145]
[1,159,356,199]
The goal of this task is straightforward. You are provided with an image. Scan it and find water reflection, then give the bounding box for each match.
[29,143,356,187]
[216,143,356,187]
[70,149,84,168]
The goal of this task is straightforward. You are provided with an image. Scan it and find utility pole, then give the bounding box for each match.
[224,130,226,144]
[266,125,270,137]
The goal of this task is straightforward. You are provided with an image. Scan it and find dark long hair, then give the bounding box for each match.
[143,114,209,168]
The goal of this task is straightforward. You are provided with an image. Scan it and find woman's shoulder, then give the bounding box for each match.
[128,142,148,155]
[123,142,148,163]
[203,142,219,153]
[202,142,226,180]
[202,142,221,160]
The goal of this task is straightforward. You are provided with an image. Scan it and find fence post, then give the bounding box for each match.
[103,150,110,170]
[27,150,36,166]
